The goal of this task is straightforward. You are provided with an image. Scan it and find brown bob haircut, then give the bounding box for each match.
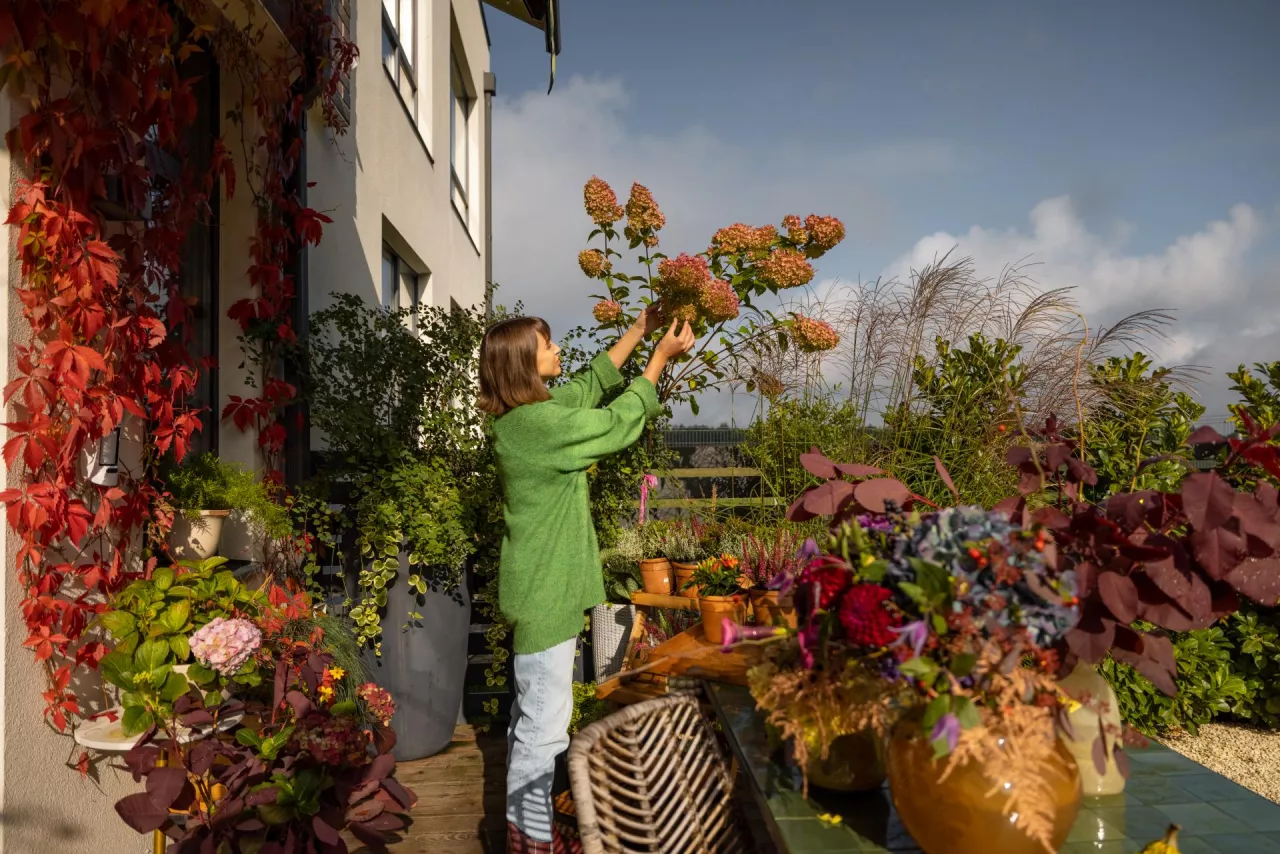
[477,316,554,416]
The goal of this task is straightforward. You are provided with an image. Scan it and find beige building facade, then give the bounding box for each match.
[0,1,554,851]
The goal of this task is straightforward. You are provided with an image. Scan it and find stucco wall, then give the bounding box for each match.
[305,0,490,318]
[0,89,149,854]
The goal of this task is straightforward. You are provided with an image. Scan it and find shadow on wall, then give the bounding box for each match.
[0,808,88,844]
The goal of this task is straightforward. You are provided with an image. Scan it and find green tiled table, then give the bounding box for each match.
[706,682,1280,853]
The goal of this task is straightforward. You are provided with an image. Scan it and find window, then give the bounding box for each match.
[382,0,416,115]
[330,0,352,126]
[450,51,474,219]
[381,246,428,333]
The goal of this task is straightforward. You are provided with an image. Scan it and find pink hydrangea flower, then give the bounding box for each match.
[792,315,840,352]
[803,214,845,255]
[667,302,699,324]
[625,183,666,231]
[189,617,262,677]
[584,176,623,225]
[592,299,622,325]
[782,214,808,244]
[756,248,815,288]
[698,279,740,323]
[578,249,608,278]
[655,253,712,300]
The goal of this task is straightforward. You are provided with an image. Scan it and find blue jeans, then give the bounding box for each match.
[506,636,577,842]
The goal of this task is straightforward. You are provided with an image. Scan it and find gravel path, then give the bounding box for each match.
[1160,722,1280,803]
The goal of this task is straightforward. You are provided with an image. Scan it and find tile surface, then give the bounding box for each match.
[707,682,1280,854]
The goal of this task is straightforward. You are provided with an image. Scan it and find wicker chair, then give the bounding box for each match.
[567,693,748,853]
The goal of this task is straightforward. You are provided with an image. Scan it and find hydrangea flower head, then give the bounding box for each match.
[792,316,840,352]
[625,183,666,231]
[782,214,808,244]
[803,215,846,256]
[189,617,262,677]
[757,248,815,288]
[711,223,776,257]
[592,299,622,325]
[655,253,712,302]
[578,248,608,278]
[584,176,623,225]
[698,279,740,323]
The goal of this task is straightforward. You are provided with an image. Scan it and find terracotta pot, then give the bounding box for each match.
[748,589,797,629]
[673,562,699,598]
[639,558,672,595]
[167,509,229,562]
[805,728,888,792]
[699,593,746,645]
[1058,661,1127,796]
[887,725,1081,854]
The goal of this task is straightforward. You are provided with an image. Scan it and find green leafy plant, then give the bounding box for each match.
[98,557,266,734]
[161,452,292,537]
[684,555,743,598]
[570,682,610,734]
[601,527,645,604]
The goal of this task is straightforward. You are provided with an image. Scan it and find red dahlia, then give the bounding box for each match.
[797,557,852,610]
[838,584,898,647]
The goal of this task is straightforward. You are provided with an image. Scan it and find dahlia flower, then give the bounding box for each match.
[189,617,262,677]
[792,316,840,352]
[625,183,665,231]
[578,248,608,278]
[584,176,623,225]
[756,248,815,288]
[592,299,622,325]
[837,583,899,647]
[698,279,740,323]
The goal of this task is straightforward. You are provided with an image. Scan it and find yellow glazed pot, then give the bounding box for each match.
[805,728,888,792]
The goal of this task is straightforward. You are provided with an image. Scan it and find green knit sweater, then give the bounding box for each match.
[493,353,662,655]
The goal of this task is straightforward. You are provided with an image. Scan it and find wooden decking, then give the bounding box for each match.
[354,726,508,853]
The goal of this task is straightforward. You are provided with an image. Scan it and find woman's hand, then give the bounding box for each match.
[642,320,696,387]
[655,319,696,360]
[632,300,666,338]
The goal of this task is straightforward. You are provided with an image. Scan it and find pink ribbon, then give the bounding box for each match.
[639,474,659,524]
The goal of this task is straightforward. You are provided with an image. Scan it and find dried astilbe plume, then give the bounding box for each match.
[748,655,905,797]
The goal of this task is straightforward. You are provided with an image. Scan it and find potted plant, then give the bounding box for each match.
[636,519,674,594]
[161,453,290,562]
[738,526,802,628]
[662,518,706,598]
[685,554,746,644]
[592,528,643,679]
[306,294,490,761]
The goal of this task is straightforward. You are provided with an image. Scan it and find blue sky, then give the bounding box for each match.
[485,0,1280,424]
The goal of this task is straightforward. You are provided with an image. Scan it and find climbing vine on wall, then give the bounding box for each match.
[0,0,353,738]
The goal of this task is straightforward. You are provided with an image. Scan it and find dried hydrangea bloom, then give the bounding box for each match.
[792,315,840,352]
[667,302,699,324]
[625,182,666,231]
[757,247,815,288]
[754,370,784,398]
[584,176,623,225]
[711,223,777,256]
[592,299,622,325]
[782,214,809,244]
[804,214,846,255]
[578,248,608,278]
[655,252,712,301]
[698,278,740,323]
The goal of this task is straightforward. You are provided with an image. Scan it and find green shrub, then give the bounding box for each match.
[162,452,291,537]
[570,682,610,734]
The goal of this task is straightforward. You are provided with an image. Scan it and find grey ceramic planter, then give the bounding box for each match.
[354,553,471,762]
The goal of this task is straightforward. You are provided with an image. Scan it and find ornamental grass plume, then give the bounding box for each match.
[756,247,815,288]
[803,214,846,256]
[698,278,740,323]
[791,315,840,352]
[624,182,665,231]
[592,299,622,325]
[578,248,608,278]
[189,617,262,677]
[584,176,623,225]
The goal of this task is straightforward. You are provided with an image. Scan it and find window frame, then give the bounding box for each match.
[450,50,474,220]
[381,0,418,118]
[381,244,428,334]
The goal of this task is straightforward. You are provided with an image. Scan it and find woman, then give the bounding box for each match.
[478,306,695,851]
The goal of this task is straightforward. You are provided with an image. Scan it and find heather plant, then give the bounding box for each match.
[577,176,845,414]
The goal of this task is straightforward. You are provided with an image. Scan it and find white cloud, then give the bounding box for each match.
[883,197,1274,417]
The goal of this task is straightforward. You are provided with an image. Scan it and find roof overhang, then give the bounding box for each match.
[482,0,562,93]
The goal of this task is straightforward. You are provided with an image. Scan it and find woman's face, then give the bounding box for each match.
[535,332,562,380]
